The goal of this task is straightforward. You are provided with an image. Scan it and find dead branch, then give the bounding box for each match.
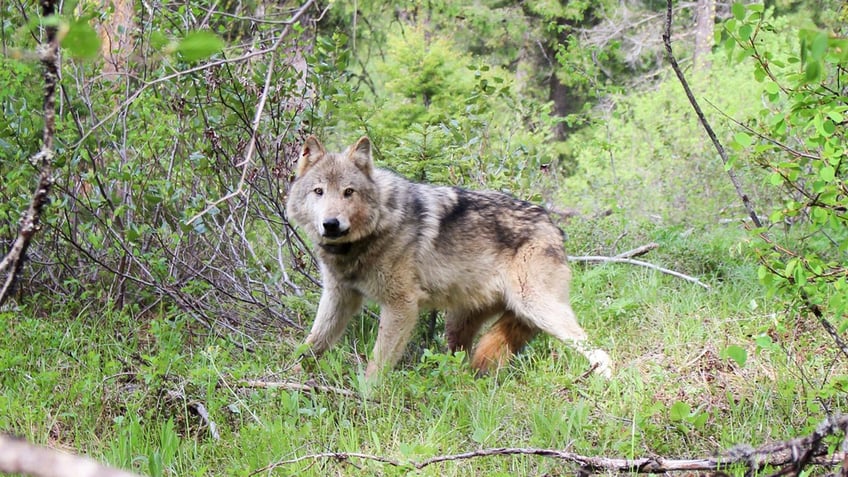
[255,415,848,475]
[614,242,659,259]
[0,435,142,477]
[0,0,60,306]
[568,255,710,289]
[662,0,762,228]
[190,401,221,441]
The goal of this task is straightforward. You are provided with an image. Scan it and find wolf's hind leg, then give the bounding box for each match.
[512,297,612,378]
[504,255,612,377]
[471,311,538,374]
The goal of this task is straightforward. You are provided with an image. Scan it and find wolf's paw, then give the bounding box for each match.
[587,349,613,379]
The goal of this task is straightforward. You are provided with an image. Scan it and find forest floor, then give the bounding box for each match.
[1,219,845,476]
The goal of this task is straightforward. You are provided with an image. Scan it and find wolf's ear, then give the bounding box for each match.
[348,136,373,175]
[295,135,326,177]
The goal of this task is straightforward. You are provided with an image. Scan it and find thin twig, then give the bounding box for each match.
[256,415,848,474]
[662,0,762,228]
[568,255,711,289]
[250,452,403,475]
[185,0,316,225]
[165,390,221,441]
[191,401,220,440]
[702,97,820,161]
[614,242,659,259]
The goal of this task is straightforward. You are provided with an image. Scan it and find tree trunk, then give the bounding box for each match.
[98,0,135,78]
[549,71,580,141]
[693,0,715,70]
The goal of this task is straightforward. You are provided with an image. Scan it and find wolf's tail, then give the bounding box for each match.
[471,311,538,374]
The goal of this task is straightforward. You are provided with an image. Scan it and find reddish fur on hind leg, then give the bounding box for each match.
[471,312,538,374]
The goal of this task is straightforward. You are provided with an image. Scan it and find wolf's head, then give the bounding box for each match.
[286,136,381,249]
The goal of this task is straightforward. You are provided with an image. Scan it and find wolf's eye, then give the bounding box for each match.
[313,187,324,196]
[343,188,354,198]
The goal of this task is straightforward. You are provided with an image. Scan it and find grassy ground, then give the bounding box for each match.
[1,222,844,476]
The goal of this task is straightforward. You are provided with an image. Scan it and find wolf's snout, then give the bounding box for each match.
[321,218,348,238]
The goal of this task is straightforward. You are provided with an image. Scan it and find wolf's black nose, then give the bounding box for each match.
[322,218,341,236]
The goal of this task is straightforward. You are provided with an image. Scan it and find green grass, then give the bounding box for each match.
[1,224,845,476]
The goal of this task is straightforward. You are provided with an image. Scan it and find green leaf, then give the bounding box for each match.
[763,82,779,95]
[757,265,768,281]
[731,2,745,21]
[692,412,709,429]
[810,32,829,61]
[754,334,775,352]
[739,24,752,41]
[822,119,836,135]
[721,344,748,367]
[177,31,224,61]
[61,20,100,59]
[785,258,797,277]
[826,110,843,123]
[669,401,691,421]
[150,31,170,50]
[805,60,821,82]
[820,165,835,181]
[734,132,753,148]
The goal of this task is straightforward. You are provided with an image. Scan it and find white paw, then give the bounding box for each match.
[588,349,613,378]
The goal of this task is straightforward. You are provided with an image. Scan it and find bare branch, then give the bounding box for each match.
[165,390,221,441]
[185,0,316,225]
[0,0,61,306]
[702,97,821,161]
[255,415,848,475]
[614,242,659,259]
[662,0,762,228]
[0,435,142,477]
[568,255,711,289]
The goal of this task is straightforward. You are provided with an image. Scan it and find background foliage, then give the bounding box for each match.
[0,0,846,475]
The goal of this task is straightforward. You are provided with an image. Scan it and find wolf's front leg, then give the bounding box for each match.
[304,283,363,356]
[365,302,419,380]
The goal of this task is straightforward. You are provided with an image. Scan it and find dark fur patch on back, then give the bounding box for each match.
[436,188,555,251]
[438,188,473,232]
[492,217,532,250]
[410,190,425,219]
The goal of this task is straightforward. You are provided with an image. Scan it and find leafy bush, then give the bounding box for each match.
[724,4,847,355]
[1,2,326,330]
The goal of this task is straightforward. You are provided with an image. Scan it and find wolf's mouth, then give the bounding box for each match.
[322,229,349,239]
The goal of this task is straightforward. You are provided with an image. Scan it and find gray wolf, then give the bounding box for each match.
[286,135,612,380]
